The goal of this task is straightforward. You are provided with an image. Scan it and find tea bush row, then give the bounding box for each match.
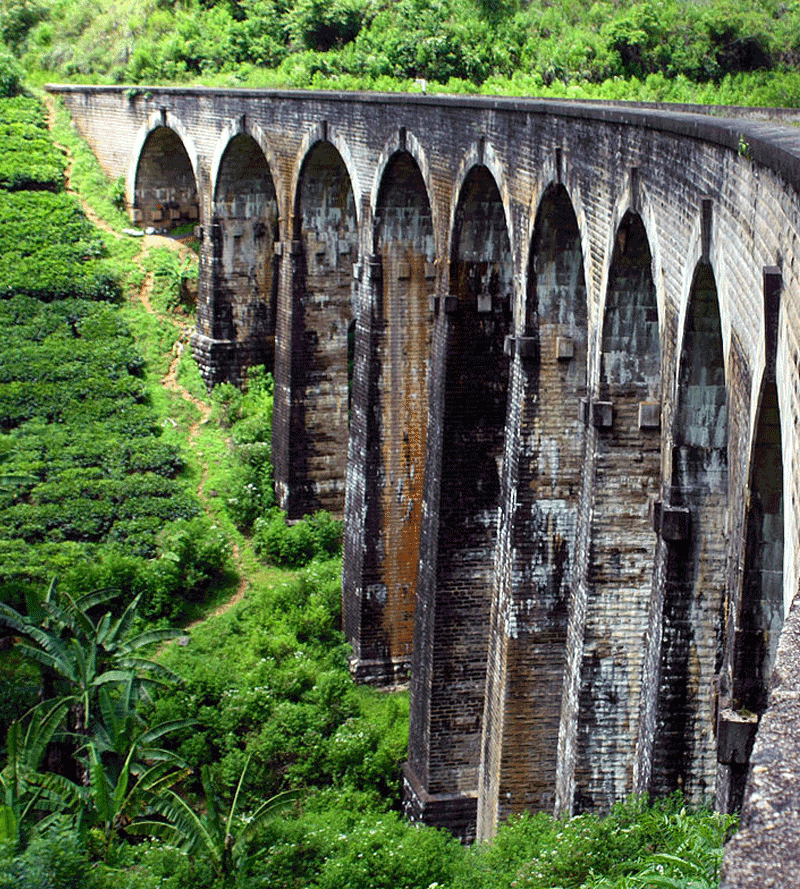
[0,114,224,623]
[0,95,66,191]
[0,190,119,300]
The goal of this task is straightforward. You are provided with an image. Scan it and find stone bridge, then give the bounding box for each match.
[48,84,800,884]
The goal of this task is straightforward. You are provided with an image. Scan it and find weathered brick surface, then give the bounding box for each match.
[48,85,800,878]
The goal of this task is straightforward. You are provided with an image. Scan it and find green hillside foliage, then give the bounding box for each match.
[0,97,227,633]
[4,0,800,104]
[0,96,66,190]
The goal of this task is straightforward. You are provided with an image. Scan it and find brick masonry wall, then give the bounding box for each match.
[49,85,800,878]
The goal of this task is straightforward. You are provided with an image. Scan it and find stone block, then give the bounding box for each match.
[661,505,691,541]
[556,336,574,360]
[718,709,759,765]
[638,401,661,429]
[592,400,613,429]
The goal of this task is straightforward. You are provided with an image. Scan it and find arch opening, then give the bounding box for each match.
[356,150,434,680]
[576,210,660,813]
[650,262,728,801]
[211,133,279,363]
[134,127,198,231]
[286,141,358,518]
[428,164,513,806]
[496,183,586,820]
[728,379,783,810]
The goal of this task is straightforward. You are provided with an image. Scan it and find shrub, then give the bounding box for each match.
[253,510,342,568]
[0,817,92,889]
[0,53,23,99]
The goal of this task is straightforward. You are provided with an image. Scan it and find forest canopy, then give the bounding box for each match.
[4,0,800,104]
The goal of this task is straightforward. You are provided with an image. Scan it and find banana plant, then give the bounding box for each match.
[0,698,73,847]
[133,755,297,886]
[0,582,183,769]
[0,581,191,853]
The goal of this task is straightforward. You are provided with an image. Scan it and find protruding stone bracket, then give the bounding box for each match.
[651,500,691,541]
[478,135,486,166]
[352,260,363,282]
[555,146,563,184]
[764,265,782,382]
[556,335,574,360]
[593,400,613,428]
[398,126,407,152]
[273,241,283,256]
[638,401,661,429]
[429,295,440,314]
[320,119,328,142]
[701,195,713,262]
[238,113,246,133]
[160,107,167,127]
[368,255,383,281]
[504,335,536,360]
[477,291,492,313]
[580,397,613,428]
[717,709,758,765]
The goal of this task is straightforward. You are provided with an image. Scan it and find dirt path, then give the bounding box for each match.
[46,96,249,625]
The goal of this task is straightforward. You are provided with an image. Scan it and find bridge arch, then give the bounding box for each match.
[478,180,588,836]
[207,129,279,373]
[407,161,514,840]
[370,129,438,255]
[278,136,359,518]
[571,207,662,813]
[727,371,785,810]
[128,110,199,231]
[645,260,729,801]
[344,144,435,686]
[290,124,362,239]
[447,139,517,313]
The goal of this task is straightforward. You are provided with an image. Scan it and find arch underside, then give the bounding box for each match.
[134,127,198,231]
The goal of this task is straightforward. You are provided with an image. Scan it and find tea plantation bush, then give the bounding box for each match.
[0,191,119,300]
[0,95,66,191]
[0,97,225,622]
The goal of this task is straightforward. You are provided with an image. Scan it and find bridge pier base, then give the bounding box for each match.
[190,331,274,389]
[348,654,410,686]
[401,762,478,843]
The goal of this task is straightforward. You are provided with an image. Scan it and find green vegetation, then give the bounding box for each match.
[0,96,65,191]
[2,0,800,105]
[0,84,739,887]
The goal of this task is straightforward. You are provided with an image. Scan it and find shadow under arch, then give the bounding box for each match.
[407,161,512,842]
[478,181,588,838]
[647,261,728,801]
[345,147,434,685]
[727,375,784,811]
[572,208,661,814]
[206,131,279,377]
[131,122,198,232]
[280,138,359,518]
